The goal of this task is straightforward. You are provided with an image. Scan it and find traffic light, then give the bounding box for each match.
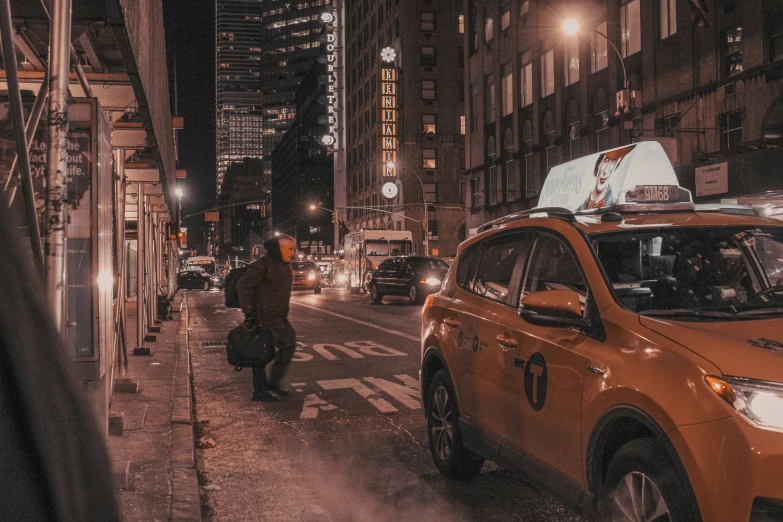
[331,209,339,223]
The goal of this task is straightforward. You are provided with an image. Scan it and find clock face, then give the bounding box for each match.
[382,182,398,200]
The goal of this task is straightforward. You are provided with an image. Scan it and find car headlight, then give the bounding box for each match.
[422,277,442,286]
[338,274,346,282]
[706,375,783,431]
[307,272,316,281]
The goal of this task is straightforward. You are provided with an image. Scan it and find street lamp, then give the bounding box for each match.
[175,186,184,250]
[385,161,428,256]
[562,17,631,119]
[309,204,340,256]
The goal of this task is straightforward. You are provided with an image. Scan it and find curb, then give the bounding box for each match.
[170,295,201,522]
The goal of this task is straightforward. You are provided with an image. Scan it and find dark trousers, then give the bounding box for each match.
[252,322,296,393]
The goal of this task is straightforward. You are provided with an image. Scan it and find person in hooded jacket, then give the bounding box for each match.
[237,234,297,402]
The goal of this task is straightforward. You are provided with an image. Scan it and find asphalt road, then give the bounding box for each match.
[188,287,585,522]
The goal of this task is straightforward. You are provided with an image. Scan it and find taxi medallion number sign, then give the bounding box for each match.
[625,185,689,204]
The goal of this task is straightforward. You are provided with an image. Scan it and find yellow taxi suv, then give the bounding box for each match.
[420,143,783,522]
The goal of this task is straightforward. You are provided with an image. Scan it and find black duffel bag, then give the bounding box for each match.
[226,323,275,371]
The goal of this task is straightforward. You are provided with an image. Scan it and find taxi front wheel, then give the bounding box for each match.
[599,438,701,522]
[427,369,484,480]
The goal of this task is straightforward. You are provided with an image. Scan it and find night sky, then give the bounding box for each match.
[162,0,216,222]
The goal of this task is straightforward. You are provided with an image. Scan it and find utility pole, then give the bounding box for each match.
[44,0,72,333]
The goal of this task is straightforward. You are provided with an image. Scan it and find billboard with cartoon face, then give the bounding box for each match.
[536,141,683,212]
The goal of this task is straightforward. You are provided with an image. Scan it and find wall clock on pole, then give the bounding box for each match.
[382,182,398,200]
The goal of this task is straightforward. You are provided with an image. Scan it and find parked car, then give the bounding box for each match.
[367,256,449,304]
[291,261,321,294]
[177,270,213,290]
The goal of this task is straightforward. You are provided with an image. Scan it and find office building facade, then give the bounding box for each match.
[341,0,467,257]
[464,0,783,232]
[259,0,328,178]
[215,0,265,195]
[271,61,335,257]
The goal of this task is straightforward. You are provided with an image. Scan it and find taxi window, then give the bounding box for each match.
[468,234,528,305]
[590,227,783,317]
[456,244,480,287]
[521,233,587,309]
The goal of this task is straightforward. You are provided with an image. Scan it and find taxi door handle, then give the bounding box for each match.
[495,335,518,350]
[444,318,460,328]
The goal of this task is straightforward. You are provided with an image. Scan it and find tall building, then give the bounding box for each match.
[215,0,265,195]
[218,157,271,255]
[271,61,335,257]
[341,0,467,257]
[259,0,325,179]
[464,0,783,232]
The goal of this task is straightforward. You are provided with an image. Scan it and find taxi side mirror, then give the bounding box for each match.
[520,289,592,329]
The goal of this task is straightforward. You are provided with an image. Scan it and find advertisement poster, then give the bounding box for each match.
[536,141,680,212]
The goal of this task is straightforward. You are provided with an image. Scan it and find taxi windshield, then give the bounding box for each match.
[590,226,783,319]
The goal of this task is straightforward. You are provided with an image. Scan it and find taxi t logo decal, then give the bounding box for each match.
[523,352,548,411]
[457,331,464,348]
[472,335,480,353]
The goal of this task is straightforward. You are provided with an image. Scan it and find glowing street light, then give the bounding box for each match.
[562,18,580,36]
[309,204,317,210]
[175,187,184,199]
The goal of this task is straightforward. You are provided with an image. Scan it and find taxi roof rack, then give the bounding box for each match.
[477,207,575,233]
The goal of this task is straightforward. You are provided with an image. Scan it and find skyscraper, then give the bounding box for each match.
[258,0,324,178]
[215,0,264,195]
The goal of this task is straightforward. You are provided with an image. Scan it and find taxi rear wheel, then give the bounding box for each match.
[599,438,700,522]
[427,369,484,480]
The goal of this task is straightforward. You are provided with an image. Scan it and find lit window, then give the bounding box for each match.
[723,26,743,77]
[458,14,465,34]
[500,0,511,31]
[620,0,641,57]
[520,51,532,107]
[484,5,493,43]
[460,115,466,135]
[501,62,513,116]
[485,74,496,123]
[540,49,554,98]
[592,21,608,72]
[423,114,437,134]
[421,12,435,32]
[423,148,438,169]
[422,80,437,100]
[565,38,579,86]
[660,0,676,39]
[519,0,529,17]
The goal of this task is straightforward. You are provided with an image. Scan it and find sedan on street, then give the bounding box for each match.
[177,270,214,290]
[367,256,449,304]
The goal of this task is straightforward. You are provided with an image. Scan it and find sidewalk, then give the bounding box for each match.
[107,293,202,522]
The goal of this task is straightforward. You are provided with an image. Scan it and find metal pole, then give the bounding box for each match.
[43,0,72,333]
[4,72,49,197]
[136,183,145,347]
[0,0,45,273]
[424,198,428,256]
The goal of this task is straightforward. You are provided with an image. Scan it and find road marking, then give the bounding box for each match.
[317,378,397,413]
[300,394,337,419]
[344,341,406,357]
[312,343,363,360]
[364,377,421,410]
[290,301,419,342]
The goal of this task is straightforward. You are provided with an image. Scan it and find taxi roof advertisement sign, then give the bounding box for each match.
[536,142,682,212]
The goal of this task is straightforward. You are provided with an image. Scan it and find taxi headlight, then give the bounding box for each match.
[337,274,347,283]
[706,376,783,431]
[422,277,442,286]
[307,272,316,281]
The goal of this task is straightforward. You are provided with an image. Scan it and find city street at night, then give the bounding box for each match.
[188,288,583,521]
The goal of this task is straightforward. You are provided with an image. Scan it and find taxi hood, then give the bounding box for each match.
[640,316,783,382]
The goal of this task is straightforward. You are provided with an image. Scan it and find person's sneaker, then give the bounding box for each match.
[269,385,291,397]
[252,389,279,402]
